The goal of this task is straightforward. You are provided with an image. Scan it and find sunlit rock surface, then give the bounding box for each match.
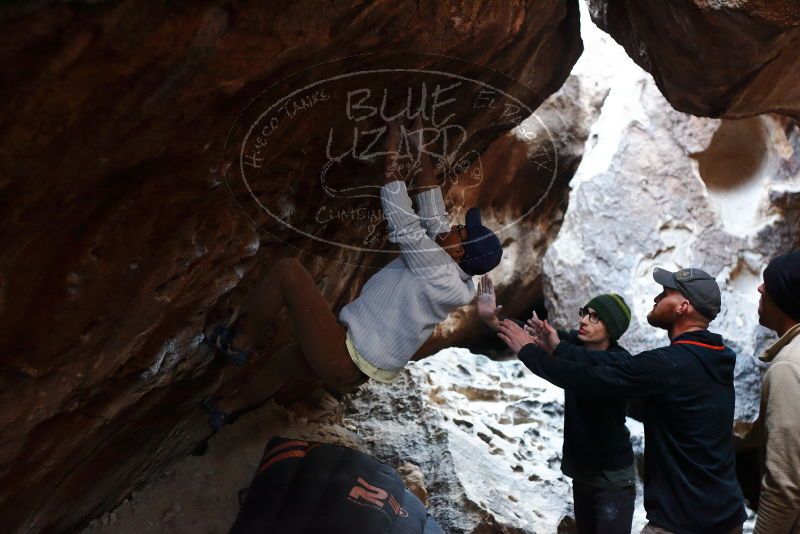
[541,24,800,439]
[587,0,800,119]
[347,348,648,533]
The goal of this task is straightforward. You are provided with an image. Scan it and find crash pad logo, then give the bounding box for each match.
[347,476,408,518]
[224,53,558,262]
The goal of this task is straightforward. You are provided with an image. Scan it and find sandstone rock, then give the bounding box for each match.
[0,1,583,531]
[541,30,800,437]
[82,347,763,532]
[588,0,800,119]
[83,348,649,534]
[396,461,429,506]
[345,348,648,533]
[81,393,363,534]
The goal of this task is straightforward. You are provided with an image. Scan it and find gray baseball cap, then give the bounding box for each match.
[653,267,721,321]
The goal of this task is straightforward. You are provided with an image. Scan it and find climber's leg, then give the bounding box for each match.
[236,257,367,390]
[233,257,324,349]
[216,343,306,414]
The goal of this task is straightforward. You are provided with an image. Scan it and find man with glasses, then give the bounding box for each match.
[496,267,747,534]
[202,118,504,428]
[478,282,635,534]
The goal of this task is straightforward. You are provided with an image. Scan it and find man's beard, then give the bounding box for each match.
[647,309,670,329]
[757,298,770,329]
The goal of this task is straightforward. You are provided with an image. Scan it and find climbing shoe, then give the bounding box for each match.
[204,325,249,366]
[201,397,231,432]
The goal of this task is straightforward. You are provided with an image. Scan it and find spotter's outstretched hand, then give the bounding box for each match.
[477,275,503,330]
[497,319,536,355]
[527,311,559,354]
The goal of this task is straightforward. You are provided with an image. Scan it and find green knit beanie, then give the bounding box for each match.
[584,293,631,341]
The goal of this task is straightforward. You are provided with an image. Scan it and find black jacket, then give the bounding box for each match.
[518,329,746,534]
[528,330,634,477]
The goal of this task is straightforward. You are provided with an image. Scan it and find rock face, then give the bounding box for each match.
[83,349,765,533]
[0,2,583,532]
[81,348,647,534]
[587,0,800,119]
[541,24,800,436]
[81,390,363,534]
[346,348,643,533]
[4,0,799,531]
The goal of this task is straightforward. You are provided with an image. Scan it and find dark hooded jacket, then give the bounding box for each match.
[552,329,634,477]
[518,329,746,534]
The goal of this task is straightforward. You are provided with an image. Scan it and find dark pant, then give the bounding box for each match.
[239,257,367,389]
[573,481,635,534]
[220,258,369,414]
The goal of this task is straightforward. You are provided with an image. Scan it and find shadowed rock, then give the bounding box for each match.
[0,1,582,531]
[587,0,800,119]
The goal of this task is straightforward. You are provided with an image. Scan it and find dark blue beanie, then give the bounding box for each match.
[459,207,502,276]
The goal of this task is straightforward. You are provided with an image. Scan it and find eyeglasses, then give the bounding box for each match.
[579,307,601,324]
[455,224,467,240]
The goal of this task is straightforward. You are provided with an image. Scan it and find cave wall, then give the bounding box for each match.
[81,349,640,533]
[3,0,800,532]
[0,1,583,532]
[587,0,800,119]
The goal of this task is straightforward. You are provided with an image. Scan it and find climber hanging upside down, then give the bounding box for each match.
[202,117,503,428]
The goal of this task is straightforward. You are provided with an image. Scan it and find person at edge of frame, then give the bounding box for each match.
[754,250,800,534]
